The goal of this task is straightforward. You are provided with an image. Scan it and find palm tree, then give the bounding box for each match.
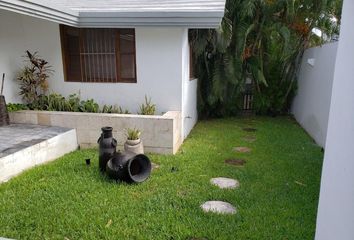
[191,0,342,117]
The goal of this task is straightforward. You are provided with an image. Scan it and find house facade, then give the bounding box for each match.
[0,0,225,139]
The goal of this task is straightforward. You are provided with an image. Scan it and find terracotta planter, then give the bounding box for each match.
[124,138,144,155]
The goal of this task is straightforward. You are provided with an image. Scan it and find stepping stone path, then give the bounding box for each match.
[225,158,246,166]
[243,136,256,143]
[243,127,257,132]
[199,125,255,216]
[200,201,236,214]
[233,146,251,153]
[210,177,240,189]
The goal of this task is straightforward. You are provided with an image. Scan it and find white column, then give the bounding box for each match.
[315,0,354,239]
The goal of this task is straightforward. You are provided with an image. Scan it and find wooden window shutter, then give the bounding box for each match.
[60,25,136,83]
[118,29,137,83]
[60,25,82,82]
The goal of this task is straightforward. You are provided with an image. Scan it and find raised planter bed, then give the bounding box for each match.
[9,110,182,154]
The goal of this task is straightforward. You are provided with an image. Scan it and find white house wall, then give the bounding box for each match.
[292,42,338,147]
[0,9,185,115]
[315,0,354,239]
[181,31,198,138]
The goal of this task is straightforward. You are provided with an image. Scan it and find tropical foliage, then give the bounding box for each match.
[17,51,53,108]
[6,103,29,112]
[191,0,343,117]
[8,93,130,114]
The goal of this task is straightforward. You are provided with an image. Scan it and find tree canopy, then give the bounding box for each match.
[191,0,343,117]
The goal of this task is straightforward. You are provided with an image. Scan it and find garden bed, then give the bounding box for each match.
[9,110,182,154]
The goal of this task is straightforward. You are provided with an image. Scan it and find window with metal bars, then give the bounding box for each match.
[60,25,136,83]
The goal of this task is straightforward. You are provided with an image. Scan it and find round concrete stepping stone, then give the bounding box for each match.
[243,127,257,132]
[210,177,239,189]
[243,136,256,143]
[225,159,246,166]
[200,201,236,214]
[233,146,251,153]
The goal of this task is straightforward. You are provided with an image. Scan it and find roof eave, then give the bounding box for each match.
[0,0,224,28]
[0,0,79,26]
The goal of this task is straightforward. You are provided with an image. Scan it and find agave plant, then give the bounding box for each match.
[139,96,156,115]
[126,128,141,140]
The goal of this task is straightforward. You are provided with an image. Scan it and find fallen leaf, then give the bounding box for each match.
[105,219,112,228]
[294,181,306,186]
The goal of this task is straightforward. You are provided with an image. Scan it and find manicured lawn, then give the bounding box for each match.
[0,117,323,239]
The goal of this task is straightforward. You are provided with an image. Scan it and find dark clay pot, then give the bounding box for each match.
[97,127,117,172]
[106,151,151,183]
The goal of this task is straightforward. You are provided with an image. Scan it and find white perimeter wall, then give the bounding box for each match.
[0,9,198,139]
[315,0,354,239]
[292,42,338,147]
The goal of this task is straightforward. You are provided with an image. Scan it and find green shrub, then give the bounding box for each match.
[79,99,99,113]
[47,93,68,111]
[10,94,135,114]
[139,96,156,115]
[6,103,29,112]
[101,104,130,114]
[67,93,81,112]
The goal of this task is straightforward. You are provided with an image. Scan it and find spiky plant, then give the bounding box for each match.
[126,128,141,140]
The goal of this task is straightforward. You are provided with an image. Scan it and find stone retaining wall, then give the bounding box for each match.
[9,111,182,154]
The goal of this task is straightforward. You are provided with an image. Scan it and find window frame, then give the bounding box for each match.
[60,25,137,83]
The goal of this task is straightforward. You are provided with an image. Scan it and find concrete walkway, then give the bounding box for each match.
[0,124,70,158]
[0,124,78,183]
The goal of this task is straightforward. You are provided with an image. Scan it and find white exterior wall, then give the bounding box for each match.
[292,42,338,147]
[0,9,198,138]
[0,9,183,114]
[49,27,184,115]
[183,78,198,138]
[315,0,354,239]
[181,30,198,139]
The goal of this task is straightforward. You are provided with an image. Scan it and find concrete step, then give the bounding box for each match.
[0,124,78,183]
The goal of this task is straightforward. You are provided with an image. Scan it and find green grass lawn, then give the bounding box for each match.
[0,117,323,240]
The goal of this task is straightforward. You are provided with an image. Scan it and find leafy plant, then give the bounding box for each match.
[67,93,81,112]
[79,99,99,113]
[118,108,131,114]
[17,51,53,107]
[47,93,68,111]
[139,96,156,115]
[101,104,113,113]
[6,103,29,112]
[101,104,130,114]
[126,128,141,140]
[191,0,343,117]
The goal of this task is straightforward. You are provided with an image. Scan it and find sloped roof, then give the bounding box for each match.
[0,0,226,28]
